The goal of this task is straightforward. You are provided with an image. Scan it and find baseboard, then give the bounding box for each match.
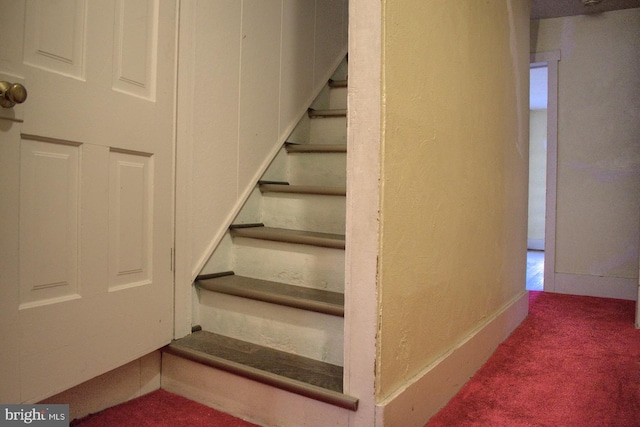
[161,352,351,427]
[39,351,161,422]
[375,291,529,427]
[527,239,544,250]
[553,272,637,300]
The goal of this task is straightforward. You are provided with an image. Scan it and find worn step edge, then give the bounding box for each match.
[328,79,347,88]
[196,273,344,317]
[230,226,345,250]
[260,183,346,196]
[163,344,358,411]
[285,143,347,153]
[308,108,347,118]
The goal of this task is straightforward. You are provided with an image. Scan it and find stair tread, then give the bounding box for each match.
[285,143,347,153]
[196,274,344,317]
[308,108,347,118]
[230,226,345,249]
[259,183,346,196]
[165,331,358,410]
[328,79,347,88]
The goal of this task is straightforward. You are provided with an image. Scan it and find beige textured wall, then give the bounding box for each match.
[378,0,530,400]
[528,109,547,246]
[533,9,640,280]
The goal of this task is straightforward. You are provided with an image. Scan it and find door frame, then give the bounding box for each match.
[530,50,560,293]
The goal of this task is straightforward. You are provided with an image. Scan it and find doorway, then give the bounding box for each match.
[527,64,547,291]
[528,51,560,292]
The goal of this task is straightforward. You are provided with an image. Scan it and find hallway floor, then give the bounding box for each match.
[526,250,544,291]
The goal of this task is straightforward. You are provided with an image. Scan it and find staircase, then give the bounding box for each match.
[164,59,357,413]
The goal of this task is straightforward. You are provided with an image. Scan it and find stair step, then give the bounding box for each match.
[328,79,347,88]
[308,108,347,118]
[196,273,344,317]
[285,143,347,153]
[165,331,358,411]
[259,183,346,196]
[230,225,345,250]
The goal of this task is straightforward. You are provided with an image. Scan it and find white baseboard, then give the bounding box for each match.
[39,351,161,422]
[375,291,529,427]
[553,272,637,300]
[527,239,544,250]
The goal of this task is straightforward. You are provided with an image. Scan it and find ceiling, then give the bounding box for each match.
[531,0,640,20]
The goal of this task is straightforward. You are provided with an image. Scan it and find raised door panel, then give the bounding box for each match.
[19,137,81,309]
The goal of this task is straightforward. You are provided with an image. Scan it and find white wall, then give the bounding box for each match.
[175,0,348,335]
[533,8,640,299]
[528,109,547,249]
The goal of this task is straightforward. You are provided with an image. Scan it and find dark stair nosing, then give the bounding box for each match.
[328,79,347,88]
[196,273,344,317]
[285,143,347,153]
[164,331,358,411]
[308,108,347,118]
[230,226,345,250]
[259,183,346,196]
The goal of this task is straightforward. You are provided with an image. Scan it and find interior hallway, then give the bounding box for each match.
[526,250,544,291]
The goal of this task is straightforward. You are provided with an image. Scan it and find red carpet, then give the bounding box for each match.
[70,389,259,427]
[427,291,640,426]
[71,292,640,426]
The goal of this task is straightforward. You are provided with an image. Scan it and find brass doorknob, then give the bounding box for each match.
[0,81,28,108]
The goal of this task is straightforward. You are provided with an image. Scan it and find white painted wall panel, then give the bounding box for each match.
[238,0,283,193]
[188,0,242,276]
[314,0,346,89]
[280,0,316,137]
[179,0,348,282]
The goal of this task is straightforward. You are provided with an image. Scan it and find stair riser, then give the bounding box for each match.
[162,354,351,427]
[261,194,345,234]
[310,117,347,145]
[198,291,344,365]
[329,87,347,110]
[232,238,344,292]
[287,153,346,186]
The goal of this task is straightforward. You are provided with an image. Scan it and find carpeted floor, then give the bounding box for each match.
[71,291,640,427]
[70,389,260,427]
[427,291,640,426]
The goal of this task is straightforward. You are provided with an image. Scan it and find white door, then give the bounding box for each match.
[0,0,176,403]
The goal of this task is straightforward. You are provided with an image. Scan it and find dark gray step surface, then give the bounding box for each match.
[328,79,347,88]
[165,331,358,411]
[196,273,344,317]
[285,143,347,153]
[308,108,347,118]
[259,183,346,196]
[230,225,345,249]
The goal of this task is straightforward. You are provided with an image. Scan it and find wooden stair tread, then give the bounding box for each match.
[230,225,345,249]
[328,79,347,88]
[259,183,346,196]
[165,331,358,411]
[196,273,344,317]
[285,143,347,153]
[308,108,347,118]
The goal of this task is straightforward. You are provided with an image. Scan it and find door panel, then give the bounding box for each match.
[0,0,176,402]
